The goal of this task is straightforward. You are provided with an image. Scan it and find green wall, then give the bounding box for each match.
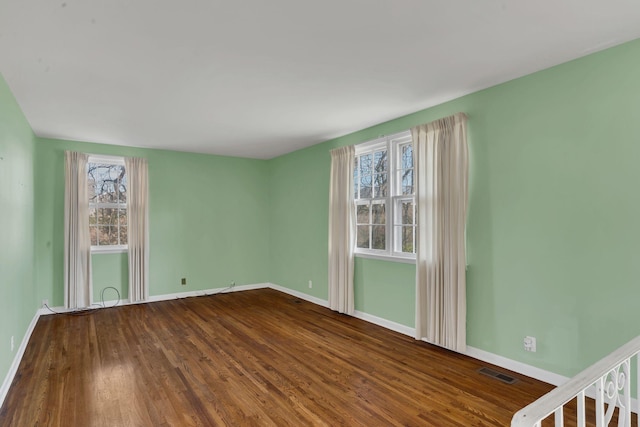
[269,38,640,377]
[35,139,271,306]
[91,253,128,304]
[354,258,415,327]
[0,75,36,386]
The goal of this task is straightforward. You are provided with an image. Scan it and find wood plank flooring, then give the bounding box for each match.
[1,288,561,426]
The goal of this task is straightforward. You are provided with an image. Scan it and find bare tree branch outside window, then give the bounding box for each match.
[88,163,127,247]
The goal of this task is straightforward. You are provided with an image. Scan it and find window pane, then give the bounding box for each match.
[360,175,372,198]
[96,208,107,225]
[89,208,97,225]
[401,201,414,225]
[356,204,370,224]
[106,207,119,225]
[357,226,370,249]
[374,150,387,172]
[118,209,127,225]
[373,173,388,198]
[88,163,126,204]
[402,144,413,169]
[90,226,98,246]
[88,160,127,248]
[98,226,111,246]
[402,226,415,253]
[96,225,123,246]
[353,157,359,198]
[88,177,96,202]
[117,174,127,203]
[98,181,115,203]
[372,203,385,224]
[353,180,358,199]
[119,226,128,245]
[359,153,372,175]
[402,169,414,195]
[109,226,120,245]
[372,225,385,250]
[114,208,127,245]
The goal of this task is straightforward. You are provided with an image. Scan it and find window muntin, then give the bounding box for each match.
[354,131,415,260]
[394,198,415,254]
[356,200,386,250]
[88,156,128,251]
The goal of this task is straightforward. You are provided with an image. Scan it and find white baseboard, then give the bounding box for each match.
[352,310,416,337]
[347,302,572,391]
[265,284,417,340]
[38,299,131,316]
[0,310,41,408]
[146,283,269,303]
[99,298,131,308]
[267,283,329,308]
[39,283,271,314]
[464,346,569,387]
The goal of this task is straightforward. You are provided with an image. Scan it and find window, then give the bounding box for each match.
[88,155,127,252]
[354,131,415,261]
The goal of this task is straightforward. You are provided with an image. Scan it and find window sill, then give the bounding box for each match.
[91,246,128,254]
[355,252,416,264]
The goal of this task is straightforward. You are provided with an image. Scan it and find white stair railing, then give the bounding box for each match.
[512,335,640,427]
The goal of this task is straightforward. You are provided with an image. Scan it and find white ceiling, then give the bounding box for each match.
[1,1,639,159]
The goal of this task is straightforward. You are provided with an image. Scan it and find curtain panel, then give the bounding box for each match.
[125,157,149,303]
[412,112,469,352]
[328,146,356,315]
[64,151,92,309]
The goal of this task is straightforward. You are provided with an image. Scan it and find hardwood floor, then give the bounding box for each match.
[1,288,557,426]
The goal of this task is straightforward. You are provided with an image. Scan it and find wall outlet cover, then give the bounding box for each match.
[524,336,537,352]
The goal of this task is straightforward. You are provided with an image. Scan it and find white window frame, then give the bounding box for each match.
[354,130,415,263]
[88,154,128,254]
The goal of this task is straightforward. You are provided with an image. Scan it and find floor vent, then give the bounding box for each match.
[477,367,518,385]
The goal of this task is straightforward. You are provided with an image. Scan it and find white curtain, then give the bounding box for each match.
[412,112,469,352]
[64,151,92,309]
[125,157,149,303]
[328,146,356,315]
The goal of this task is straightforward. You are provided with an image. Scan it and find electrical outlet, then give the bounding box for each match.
[308,280,313,289]
[10,336,14,352]
[230,280,235,287]
[42,299,49,308]
[524,336,537,352]
[181,278,187,286]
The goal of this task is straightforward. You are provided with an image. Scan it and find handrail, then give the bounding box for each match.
[512,335,640,427]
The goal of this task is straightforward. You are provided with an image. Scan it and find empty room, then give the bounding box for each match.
[2,1,640,426]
